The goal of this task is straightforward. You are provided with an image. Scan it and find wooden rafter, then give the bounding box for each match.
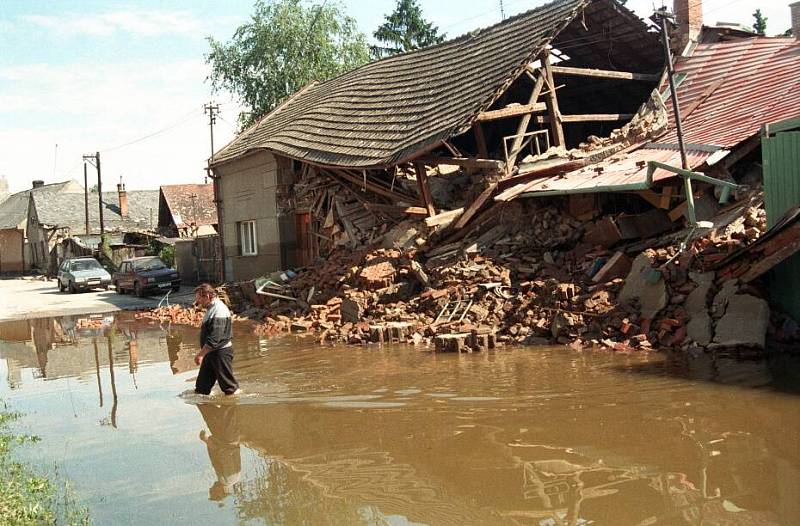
[507,65,547,169]
[550,65,660,82]
[476,102,547,122]
[414,162,436,217]
[415,156,504,172]
[327,168,418,204]
[541,50,565,148]
[534,113,634,123]
[473,123,488,158]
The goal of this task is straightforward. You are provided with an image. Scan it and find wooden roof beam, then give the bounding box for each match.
[550,65,659,82]
[415,156,504,172]
[534,113,634,123]
[476,102,547,122]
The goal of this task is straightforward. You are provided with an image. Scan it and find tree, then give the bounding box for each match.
[752,9,767,35]
[373,0,446,58]
[206,0,370,127]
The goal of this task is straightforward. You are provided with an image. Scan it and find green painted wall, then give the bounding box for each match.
[762,119,800,321]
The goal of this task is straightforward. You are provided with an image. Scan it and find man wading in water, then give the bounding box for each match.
[194,284,240,396]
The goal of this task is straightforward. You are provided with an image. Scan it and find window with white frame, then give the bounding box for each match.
[239,220,257,256]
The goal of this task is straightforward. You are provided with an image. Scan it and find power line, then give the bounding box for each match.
[99,105,204,153]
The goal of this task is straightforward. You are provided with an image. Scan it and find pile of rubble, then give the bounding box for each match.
[217,189,797,353]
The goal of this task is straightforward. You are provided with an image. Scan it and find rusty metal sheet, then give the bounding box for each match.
[660,37,800,148]
[500,146,713,198]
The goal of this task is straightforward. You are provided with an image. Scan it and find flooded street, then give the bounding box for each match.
[0,315,799,525]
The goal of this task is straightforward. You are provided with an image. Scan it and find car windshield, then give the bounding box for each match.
[133,258,167,271]
[71,260,102,271]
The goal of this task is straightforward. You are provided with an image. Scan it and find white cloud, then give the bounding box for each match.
[0,57,244,193]
[21,9,205,38]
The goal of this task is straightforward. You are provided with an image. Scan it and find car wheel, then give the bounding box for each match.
[103,284,110,291]
[134,281,144,298]
[69,281,77,294]
[115,282,125,294]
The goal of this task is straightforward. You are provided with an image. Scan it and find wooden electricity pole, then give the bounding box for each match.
[204,102,220,184]
[83,152,104,235]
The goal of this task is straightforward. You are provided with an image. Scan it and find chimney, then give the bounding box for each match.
[674,0,703,51]
[32,180,44,189]
[792,1,800,40]
[117,183,129,218]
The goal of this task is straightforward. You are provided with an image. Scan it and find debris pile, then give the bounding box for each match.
[215,189,795,354]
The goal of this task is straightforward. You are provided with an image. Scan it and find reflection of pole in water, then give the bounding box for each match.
[93,338,104,408]
[128,339,138,390]
[106,334,118,428]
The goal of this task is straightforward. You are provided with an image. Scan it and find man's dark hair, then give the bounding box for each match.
[194,283,217,297]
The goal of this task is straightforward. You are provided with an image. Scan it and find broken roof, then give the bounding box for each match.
[507,35,800,198]
[212,0,657,169]
[159,184,217,228]
[32,190,159,234]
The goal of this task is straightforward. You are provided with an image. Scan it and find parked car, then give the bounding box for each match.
[57,257,112,293]
[113,256,180,297]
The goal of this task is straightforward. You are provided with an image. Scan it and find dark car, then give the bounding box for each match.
[57,257,112,293]
[112,256,180,297]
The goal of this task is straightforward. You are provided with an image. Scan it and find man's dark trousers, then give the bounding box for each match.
[195,347,238,395]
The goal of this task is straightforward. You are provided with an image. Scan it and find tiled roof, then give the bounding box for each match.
[159,184,217,228]
[662,37,800,148]
[212,0,597,168]
[32,190,159,234]
[0,181,79,230]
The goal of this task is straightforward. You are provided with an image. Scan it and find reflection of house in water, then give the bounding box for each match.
[0,317,173,384]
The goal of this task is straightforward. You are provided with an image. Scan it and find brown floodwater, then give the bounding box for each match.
[0,313,798,525]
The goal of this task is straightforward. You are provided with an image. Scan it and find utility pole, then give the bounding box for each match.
[655,8,689,170]
[204,102,220,184]
[500,0,505,20]
[83,152,104,235]
[83,162,89,235]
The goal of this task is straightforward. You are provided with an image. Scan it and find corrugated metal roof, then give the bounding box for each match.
[212,0,658,169]
[503,35,800,199]
[498,146,713,199]
[661,37,800,148]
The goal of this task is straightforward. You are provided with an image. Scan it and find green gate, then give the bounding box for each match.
[762,118,800,320]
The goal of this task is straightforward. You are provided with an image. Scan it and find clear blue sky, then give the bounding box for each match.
[0,0,791,193]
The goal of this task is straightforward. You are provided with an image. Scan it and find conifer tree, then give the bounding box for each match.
[373,0,445,58]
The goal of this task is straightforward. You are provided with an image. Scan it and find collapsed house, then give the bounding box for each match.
[209,0,664,281]
[193,0,800,352]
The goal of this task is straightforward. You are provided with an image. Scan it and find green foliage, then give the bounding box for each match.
[159,244,176,269]
[752,9,767,35]
[145,240,175,268]
[372,0,445,58]
[0,406,90,525]
[206,0,370,127]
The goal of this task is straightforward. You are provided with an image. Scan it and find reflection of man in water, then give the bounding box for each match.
[198,403,241,502]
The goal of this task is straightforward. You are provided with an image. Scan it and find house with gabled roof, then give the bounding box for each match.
[157,183,218,238]
[26,183,159,273]
[209,0,666,281]
[0,180,83,273]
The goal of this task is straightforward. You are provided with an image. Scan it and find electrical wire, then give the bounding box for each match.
[99,105,205,153]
